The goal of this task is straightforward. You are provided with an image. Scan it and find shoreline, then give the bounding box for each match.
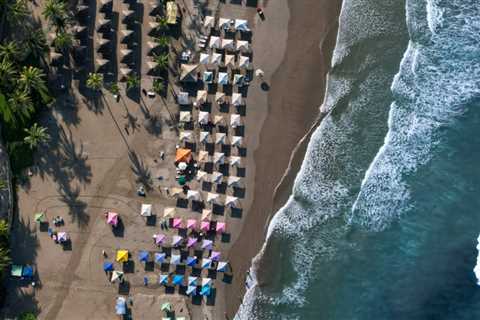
[226,0,342,317]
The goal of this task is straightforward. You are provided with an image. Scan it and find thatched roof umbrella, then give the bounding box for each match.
[96,38,111,51]
[147,41,160,55]
[120,67,133,81]
[147,61,158,75]
[179,64,199,82]
[147,22,160,36]
[97,18,111,32]
[95,58,109,71]
[76,5,89,16]
[100,0,112,12]
[120,29,134,43]
[120,49,133,62]
[50,52,64,66]
[121,10,135,23]
[149,1,161,15]
[73,26,87,38]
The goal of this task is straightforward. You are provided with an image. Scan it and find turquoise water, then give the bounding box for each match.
[236,0,480,319]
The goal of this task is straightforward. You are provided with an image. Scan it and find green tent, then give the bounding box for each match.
[34,212,45,223]
[161,302,171,312]
[177,175,186,185]
[11,264,22,277]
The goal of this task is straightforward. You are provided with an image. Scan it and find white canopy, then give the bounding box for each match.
[231,136,243,146]
[224,54,235,67]
[209,36,221,48]
[164,207,176,218]
[218,18,231,29]
[180,64,199,82]
[225,195,239,208]
[234,19,249,31]
[199,53,210,64]
[196,170,208,181]
[179,131,193,142]
[204,15,215,28]
[230,114,241,127]
[238,55,250,68]
[141,204,152,217]
[179,111,192,122]
[215,132,226,144]
[227,176,241,187]
[211,171,223,184]
[221,39,235,50]
[232,93,243,106]
[178,91,189,105]
[206,192,220,204]
[187,190,201,201]
[198,111,209,125]
[233,74,244,86]
[198,150,209,162]
[213,152,225,164]
[230,156,241,167]
[215,92,226,103]
[236,40,249,51]
[218,72,229,85]
[196,90,208,104]
[201,209,212,221]
[211,52,222,65]
[214,115,225,125]
[199,131,210,143]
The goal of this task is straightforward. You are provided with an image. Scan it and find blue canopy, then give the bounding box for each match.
[115,297,126,315]
[22,265,34,277]
[138,250,149,262]
[200,285,211,296]
[155,252,166,263]
[173,275,184,285]
[188,276,197,286]
[187,285,197,296]
[159,274,169,285]
[103,261,114,271]
[186,256,197,266]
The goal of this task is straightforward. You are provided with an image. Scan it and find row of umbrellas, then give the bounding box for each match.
[199,52,250,68]
[177,91,240,106]
[179,111,243,127]
[204,16,250,33]
[207,37,249,52]
[180,131,244,147]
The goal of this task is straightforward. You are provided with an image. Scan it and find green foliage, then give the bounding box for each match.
[156,16,169,29]
[23,123,50,149]
[53,31,73,53]
[153,53,169,71]
[42,0,69,31]
[3,0,28,27]
[0,246,10,275]
[108,82,120,96]
[7,141,33,175]
[0,220,8,239]
[0,40,20,63]
[126,74,140,90]
[19,66,50,104]
[86,72,104,91]
[152,78,165,95]
[19,313,36,320]
[22,28,49,63]
[155,35,170,49]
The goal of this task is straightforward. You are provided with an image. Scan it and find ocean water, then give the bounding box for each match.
[236,0,480,319]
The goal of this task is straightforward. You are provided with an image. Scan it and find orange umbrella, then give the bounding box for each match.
[175,148,192,163]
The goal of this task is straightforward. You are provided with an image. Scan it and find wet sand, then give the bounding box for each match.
[226,0,342,317]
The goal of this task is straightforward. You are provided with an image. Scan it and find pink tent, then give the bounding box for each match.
[187,237,198,248]
[173,218,183,228]
[201,239,213,250]
[187,219,197,229]
[200,221,210,231]
[153,233,166,245]
[216,222,226,233]
[210,251,221,261]
[107,212,119,226]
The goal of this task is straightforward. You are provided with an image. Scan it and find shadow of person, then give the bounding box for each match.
[260,81,270,91]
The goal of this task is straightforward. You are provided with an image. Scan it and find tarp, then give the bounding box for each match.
[202,239,213,250]
[218,72,229,85]
[163,207,176,218]
[175,148,192,162]
[171,254,181,265]
[107,212,119,226]
[217,261,228,272]
[116,250,129,263]
[173,274,184,285]
[177,91,189,105]
[111,270,124,283]
[34,212,45,223]
[216,222,226,233]
[180,64,198,82]
[187,285,197,296]
[103,261,114,271]
[172,235,183,246]
[159,274,169,284]
[155,252,166,263]
[11,265,22,277]
[187,219,197,229]
[186,257,197,267]
[210,251,221,261]
[161,302,172,312]
[187,237,198,248]
[199,131,209,143]
[196,90,208,103]
[201,258,212,269]
[166,1,177,24]
[201,209,212,221]
[172,218,182,228]
[230,114,241,128]
[141,204,152,217]
[198,111,209,125]
[138,250,149,262]
[116,297,126,315]
[234,19,249,31]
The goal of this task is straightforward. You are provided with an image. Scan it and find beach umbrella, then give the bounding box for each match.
[199,53,210,64]
[173,275,184,285]
[178,162,187,171]
[179,111,192,122]
[216,222,226,233]
[211,172,223,184]
[22,265,33,278]
[196,170,208,181]
[57,232,68,242]
[201,209,212,221]
[201,239,213,250]
[187,219,197,229]
[198,151,209,163]
[106,212,119,226]
[238,55,250,68]
[186,257,197,267]
[202,278,213,287]
[141,204,152,217]
[161,302,172,312]
[95,58,109,71]
[225,196,239,208]
[147,61,158,73]
[217,261,228,272]
[199,131,210,144]
[120,29,134,43]
[230,114,241,128]
[213,115,225,125]
[200,221,211,232]
[227,176,241,187]
[73,25,87,37]
[138,250,149,263]
[230,156,241,167]
[180,64,199,82]
[201,258,212,269]
[213,152,225,164]
[188,276,198,286]
[209,36,220,49]
[237,40,249,51]
[116,250,129,263]
[187,190,201,201]
[210,251,221,261]
[215,133,226,145]
[172,235,183,246]
[170,187,183,197]
[122,9,135,22]
[34,212,46,223]
[231,136,243,147]
[120,49,133,61]
[196,90,208,104]
[204,15,215,28]
[218,17,231,29]
[111,270,124,283]
[234,74,245,86]
[232,93,243,106]
[116,297,126,315]
[207,192,220,204]
[177,91,189,105]
[76,5,88,15]
[159,274,169,285]
[153,234,166,245]
[221,39,235,50]
[187,285,197,296]
[211,52,222,65]
[97,18,111,30]
[234,19,249,32]
[155,252,166,264]
[163,207,176,218]
[203,71,214,84]
[148,21,160,34]
[120,67,132,80]
[224,54,235,67]
[172,218,182,229]
[179,131,193,142]
[198,111,209,125]
[215,92,226,104]
[170,254,181,265]
[176,148,192,163]
[187,237,198,248]
[200,285,211,296]
[103,261,114,271]
[218,72,229,85]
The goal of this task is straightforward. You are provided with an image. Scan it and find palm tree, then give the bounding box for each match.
[152,78,165,95]
[0,59,17,89]
[0,40,20,62]
[18,66,49,103]
[53,31,73,53]
[156,16,168,30]
[8,89,34,124]
[0,246,11,274]
[155,35,170,49]
[153,53,169,71]
[0,92,14,126]
[42,0,68,31]
[23,123,50,149]
[86,72,104,91]
[22,28,49,64]
[0,220,8,239]
[126,74,139,91]
[6,0,28,26]
[108,82,120,96]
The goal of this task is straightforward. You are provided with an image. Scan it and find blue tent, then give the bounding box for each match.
[138,251,149,263]
[22,265,34,277]
[103,261,114,272]
[186,256,197,266]
[155,252,166,264]
[186,285,197,296]
[173,275,184,285]
[200,285,211,296]
[159,274,169,285]
[115,297,126,315]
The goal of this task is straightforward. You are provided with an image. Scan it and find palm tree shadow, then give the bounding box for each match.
[144,114,162,136]
[128,151,152,190]
[57,127,92,184]
[57,185,89,228]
